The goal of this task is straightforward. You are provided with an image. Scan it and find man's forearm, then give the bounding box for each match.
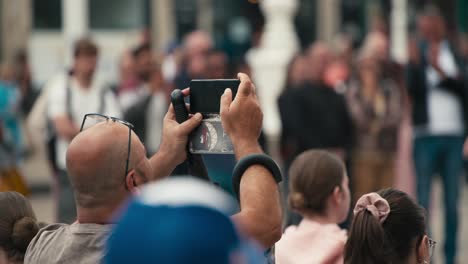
[54,117,79,141]
[148,149,179,181]
[232,139,263,160]
[232,164,282,248]
[231,140,282,248]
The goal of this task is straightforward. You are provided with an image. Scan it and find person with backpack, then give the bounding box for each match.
[45,38,121,223]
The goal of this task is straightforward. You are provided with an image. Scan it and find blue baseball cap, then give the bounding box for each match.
[105,177,265,264]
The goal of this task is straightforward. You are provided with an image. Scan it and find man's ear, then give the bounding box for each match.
[125,170,138,194]
[417,235,429,263]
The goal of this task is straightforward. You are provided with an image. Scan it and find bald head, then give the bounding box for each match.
[66,122,147,209]
[184,31,213,58]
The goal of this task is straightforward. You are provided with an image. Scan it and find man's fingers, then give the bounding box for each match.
[251,83,257,94]
[220,88,233,117]
[178,113,202,134]
[165,104,176,120]
[182,88,190,97]
[237,72,253,97]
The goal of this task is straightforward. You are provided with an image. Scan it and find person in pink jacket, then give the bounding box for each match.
[275,150,351,264]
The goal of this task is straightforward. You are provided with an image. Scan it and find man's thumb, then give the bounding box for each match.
[179,113,202,133]
[220,88,232,117]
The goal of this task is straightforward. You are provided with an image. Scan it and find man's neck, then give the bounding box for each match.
[74,73,93,89]
[76,205,118,225]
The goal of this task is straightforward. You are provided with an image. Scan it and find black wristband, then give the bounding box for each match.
[232,154,282,201]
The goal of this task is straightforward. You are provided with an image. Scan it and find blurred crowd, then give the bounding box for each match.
[278,6,468,264]
[0,3,467,264]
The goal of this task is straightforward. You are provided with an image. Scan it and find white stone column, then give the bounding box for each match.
[247,0,299,157]
[152,0,176,51]
[316,0,341,43]
[62,0,88,65]
[1,0,31,61]
[197,0,213,34]
[390,0,407,64]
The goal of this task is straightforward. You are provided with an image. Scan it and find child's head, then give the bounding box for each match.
[0,191,40,263]
[345,188,431,264]
[288,150,350,223]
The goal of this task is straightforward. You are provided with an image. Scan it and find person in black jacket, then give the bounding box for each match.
[124,61,169,156]
[280,43,353,227]
[291,43,353,160]
[406,7,467,264]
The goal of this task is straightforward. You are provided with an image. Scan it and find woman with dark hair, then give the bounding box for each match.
[0,191,40,264]
[345,188,435,264]
[275,150,351,264]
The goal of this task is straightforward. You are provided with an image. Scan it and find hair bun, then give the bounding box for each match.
[12,217,39,253]
[289,192,306,210]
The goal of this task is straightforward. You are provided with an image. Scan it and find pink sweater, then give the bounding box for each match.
[275,219,347,264]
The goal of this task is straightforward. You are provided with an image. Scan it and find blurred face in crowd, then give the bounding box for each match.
[418,14,445,42]
[207,52,228,79]
[135,49,153,82]
[288,55,308,87]
[187,54,208,78]
[417,15,432,41]
[184,31,213,59]
[323,60,350,88]
[363,32,389,63]
[119,53,136,82]
[358,56,379,85]
[307,43,333,83]
[74,53,98,79]
[432,16,446,41]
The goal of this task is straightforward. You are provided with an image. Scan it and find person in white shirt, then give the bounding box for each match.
[47,38,122,223]
[407,7,467,264]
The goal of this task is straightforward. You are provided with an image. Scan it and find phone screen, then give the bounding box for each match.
[190,79,240,114]
[189,79,240,154]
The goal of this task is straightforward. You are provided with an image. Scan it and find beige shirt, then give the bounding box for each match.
[24,223,113,264]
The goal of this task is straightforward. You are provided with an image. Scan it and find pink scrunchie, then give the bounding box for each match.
[353,192,391,223]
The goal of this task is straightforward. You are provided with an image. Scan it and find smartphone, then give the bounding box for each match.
[189,79,240,154]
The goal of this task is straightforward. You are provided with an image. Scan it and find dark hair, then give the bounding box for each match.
[0,192,40,262]
[345,188,427,264]
[132,43,152,59]
[73,38,98,58]
[288,150,345,214]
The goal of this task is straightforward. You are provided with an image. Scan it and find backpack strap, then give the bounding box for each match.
[98,85,109,114]
[67,74,109,118]
[65,71,73,121]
